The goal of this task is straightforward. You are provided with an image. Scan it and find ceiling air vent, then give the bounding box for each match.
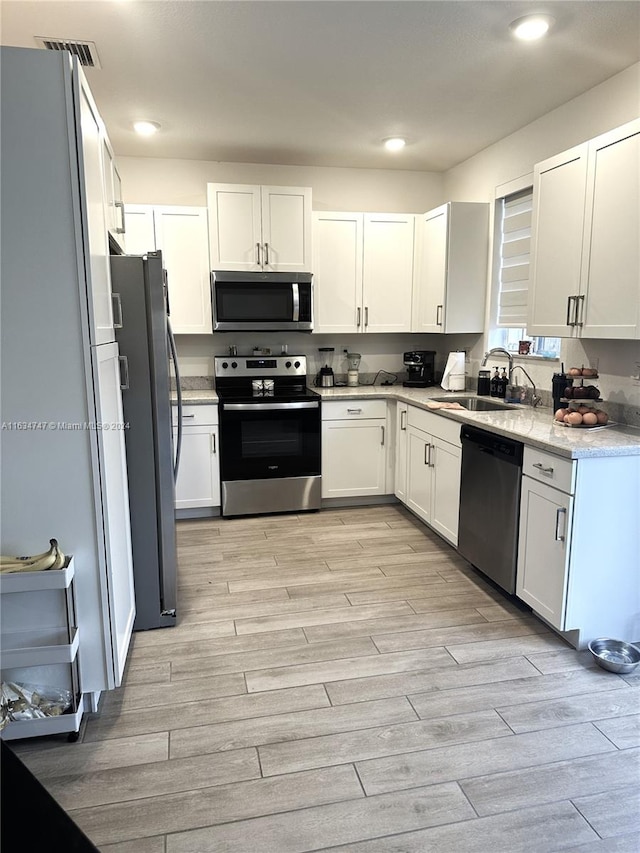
[35,37,101,69]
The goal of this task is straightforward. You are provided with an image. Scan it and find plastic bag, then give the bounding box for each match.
[0,681,72,729]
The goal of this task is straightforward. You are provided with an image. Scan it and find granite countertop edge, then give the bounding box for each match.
[170,385,640,459]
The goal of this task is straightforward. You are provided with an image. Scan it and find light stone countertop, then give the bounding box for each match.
[315,385,640,459]
[170,383,640,458]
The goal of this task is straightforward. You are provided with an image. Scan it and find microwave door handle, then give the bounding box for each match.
[292,283,300,322]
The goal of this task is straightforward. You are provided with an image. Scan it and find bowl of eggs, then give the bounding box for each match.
[554,406,610,428]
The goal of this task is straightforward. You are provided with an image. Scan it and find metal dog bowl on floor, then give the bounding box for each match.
[588,638,640,674]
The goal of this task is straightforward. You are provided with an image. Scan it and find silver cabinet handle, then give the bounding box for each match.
[428,443,434,467]
[211,433,217,454]
[532,462,554,475]
[357,307,361,328]
[424,442,430,465]
[292,283,300,322]
[380,425,385,446]
[347,408,362,414]
[183,413,196,419]
[364,306,369,328]
[436,304,443,327]
[575,294,585,327]
[554,507,567,542]
[112,293,123,329]
[400,410,407,431]
[118,355,129,390]
[566,295,577,327]
[256,242,261,266]
[264,242,270,266]
[114,201,126,235]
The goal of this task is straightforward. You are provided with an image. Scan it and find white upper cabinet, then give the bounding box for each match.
[77,74,114,346]
[125,205,212,334]
[207,183,312,272]
[313,211,363,333]
[580,121,640,339]
[528,119,640,339]
[102,135,125,253]
[312,211,415,334]
[363,213,415,333]
[412,202,489,334]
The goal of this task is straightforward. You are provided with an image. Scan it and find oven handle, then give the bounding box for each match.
[222,401,320,411]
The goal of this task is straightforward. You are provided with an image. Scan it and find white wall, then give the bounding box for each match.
[444,62,640,409]
[119,158,445,212]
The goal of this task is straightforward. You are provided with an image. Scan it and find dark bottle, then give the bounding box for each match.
[490,368,500,397]
[498,368,508,399]
[477,369,491,396]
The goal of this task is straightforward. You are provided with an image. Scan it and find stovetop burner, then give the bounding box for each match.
[214,354,319,403]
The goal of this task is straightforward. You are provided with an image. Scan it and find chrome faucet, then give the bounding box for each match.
[481,347,514,381]
[510,365,542,408]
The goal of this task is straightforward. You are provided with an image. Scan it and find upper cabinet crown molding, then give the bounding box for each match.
[411,201,489,334]
[528,118,640,340]
[207,183,312,273]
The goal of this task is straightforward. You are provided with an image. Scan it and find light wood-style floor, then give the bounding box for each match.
[11,504,640,852]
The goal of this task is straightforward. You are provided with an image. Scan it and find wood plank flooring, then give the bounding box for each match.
[10,504,640,852]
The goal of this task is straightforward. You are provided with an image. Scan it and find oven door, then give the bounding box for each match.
[219,400,321,481]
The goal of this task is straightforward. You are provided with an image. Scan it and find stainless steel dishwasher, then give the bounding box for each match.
[458,425,524,594]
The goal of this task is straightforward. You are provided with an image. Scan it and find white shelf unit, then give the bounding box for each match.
[0,557,85,741]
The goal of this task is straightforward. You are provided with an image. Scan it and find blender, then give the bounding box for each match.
[345,352,361,387]
[314,347,335,387]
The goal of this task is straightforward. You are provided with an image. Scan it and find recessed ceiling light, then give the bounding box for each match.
[133,120,161,136]
[383,137,406,152]
[510,14,554,41]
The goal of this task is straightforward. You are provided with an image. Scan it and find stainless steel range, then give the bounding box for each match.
[215,355,321,517]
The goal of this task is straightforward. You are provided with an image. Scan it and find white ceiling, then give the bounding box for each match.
[2,1,639,172]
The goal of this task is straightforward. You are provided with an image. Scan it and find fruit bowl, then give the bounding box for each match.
[588,638,640,674]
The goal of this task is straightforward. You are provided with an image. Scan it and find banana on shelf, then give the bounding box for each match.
[0,539,66,573]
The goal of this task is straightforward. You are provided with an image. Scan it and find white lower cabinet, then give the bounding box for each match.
[516,448,640,647]
[174,405,220,510]
[403,406,462,546]
[321,400,388,498]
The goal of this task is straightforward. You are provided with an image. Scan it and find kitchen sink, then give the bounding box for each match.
[431,396,515,412]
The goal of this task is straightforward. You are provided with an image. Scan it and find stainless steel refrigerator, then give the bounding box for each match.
[111,251,183,630]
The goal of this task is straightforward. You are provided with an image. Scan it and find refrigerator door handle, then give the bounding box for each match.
[112,293,123,329]
[167,318,182,481]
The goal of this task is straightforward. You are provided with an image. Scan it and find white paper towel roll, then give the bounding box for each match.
[441,351,466,391]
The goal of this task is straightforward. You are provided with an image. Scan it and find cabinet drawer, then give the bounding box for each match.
[523,446,575,493]
[322,399,387,420]
[175,404,218,426]
[408,405,461,446]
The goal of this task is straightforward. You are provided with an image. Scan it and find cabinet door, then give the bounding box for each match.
[406,427,432,523]
[101,136,125,251]
[430,437,461,546]
[77,75,114,345]
[175,426,220,508]
[124,205,156,255]
[362,214,415,332]
[412,205,447,333]
[394,403,408,502]
[207,183,262,271]
[93,343,136,687]
[528,144,589,337]
[516,476,573,630]
[321,420,387,498]
[312,212,363,333]
[154,207,213,334]
[581,120,640,339]
[261,186,312,272]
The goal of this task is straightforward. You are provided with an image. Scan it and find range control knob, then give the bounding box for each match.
[221,361,229,369]
[231,361,238,369]
[285,361,292,369]
[294,360,301,369]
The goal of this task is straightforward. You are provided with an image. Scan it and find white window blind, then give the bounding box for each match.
[497,187,533,327]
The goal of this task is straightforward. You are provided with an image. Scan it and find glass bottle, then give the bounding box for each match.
[490,368,500,397]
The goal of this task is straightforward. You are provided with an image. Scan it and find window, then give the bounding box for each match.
[490,185,561,359]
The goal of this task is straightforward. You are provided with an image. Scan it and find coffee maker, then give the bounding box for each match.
[403,351,436,387]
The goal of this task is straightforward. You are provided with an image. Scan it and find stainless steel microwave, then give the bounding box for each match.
[211,271,313,332]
